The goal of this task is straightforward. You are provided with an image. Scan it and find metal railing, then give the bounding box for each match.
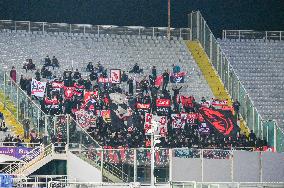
[0,65,101,149]
[222,30,284,41]
[0,20,191,40]
[188,11,284,152]
[72,145,130,183]
[171,181,284,188]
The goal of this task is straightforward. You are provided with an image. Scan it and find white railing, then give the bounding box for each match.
[222,30,284,41]
[171,181,284,188]
[1,144,53,175]
[0,20,191,40]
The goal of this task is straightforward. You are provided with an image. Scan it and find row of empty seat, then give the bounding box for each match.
[218,38,284,128]
[0,29,214,100]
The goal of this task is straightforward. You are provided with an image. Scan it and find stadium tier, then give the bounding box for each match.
[0,11,283,188]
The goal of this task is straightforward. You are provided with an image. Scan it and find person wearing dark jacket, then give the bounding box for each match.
[35,69,41,81]
[233,99,241,119]
[127,78,134,95]
[86,62,94,72]
[20,75,26,90]
[73,69,81,79]
[152,66,157,79]
[121,71,128,82]
[162,70,169,91]
[10,66,17,82]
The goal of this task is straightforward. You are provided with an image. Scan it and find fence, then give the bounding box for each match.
[188,11,284,152]
[0,20,191,40]
[222,30,284,41]
[70,146,284,184]
[0,66,100,149]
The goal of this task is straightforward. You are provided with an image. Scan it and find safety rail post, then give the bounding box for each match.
[16,86,19,120]
[273,121,277,151]
[169,149,173,182]
[201,149,204,182]
[3,72,6,108]
[37,109,40,133]
[203,20,206,47]
[209,33,213,61]
[196,12,200,40]
[28,21,31,33]
[101,149,104,182]
[133,149,137,182]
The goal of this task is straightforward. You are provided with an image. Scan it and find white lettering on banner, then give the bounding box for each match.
[98,77,110,83]
[31,79,46,97]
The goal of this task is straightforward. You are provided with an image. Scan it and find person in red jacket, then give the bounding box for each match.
[10,66,17,83]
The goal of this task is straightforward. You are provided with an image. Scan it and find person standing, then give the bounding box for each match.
[10,66,17,83]
[162,70,169,91]
[127,78,134,95]
[152,66,157,79]
[233,99,241,119]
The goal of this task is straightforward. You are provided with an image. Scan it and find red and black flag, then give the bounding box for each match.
[197,105,239,136]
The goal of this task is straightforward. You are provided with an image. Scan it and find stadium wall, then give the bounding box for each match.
[67,151,102,182]
[172,151,284,182]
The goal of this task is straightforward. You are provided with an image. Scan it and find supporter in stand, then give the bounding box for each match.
[52,56,59,69]
[233,99,241,119]
[10,66,17,82]
[162,70,169,91]
[22,118,30,139]
[172,64,181,73]
[0,121,8,132]
[127,78,134,95]
[129,63,143,73]
[44,55,52,67]
[86,62,94,72]
[152,66,157,79]
[35,69,41,81]
[11,56,268,152]
[73,69,81,80]
[121,71,128,82]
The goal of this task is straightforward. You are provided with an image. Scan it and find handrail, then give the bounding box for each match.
[0,144,53,175]
[0,144,43,174]
[72,145,129,182]
[191,11,284,146]
[0,61,102,149]
[0,19,191,40]
[222,30,283,41]
[0,142,41,147]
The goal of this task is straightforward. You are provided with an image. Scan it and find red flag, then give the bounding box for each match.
[155,75,163,87]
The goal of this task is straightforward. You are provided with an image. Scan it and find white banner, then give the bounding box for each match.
[110,69,121,83]
[153,115,167,137]
[144,113,167,137]
[31,79,46,97]
[171,113,187,129]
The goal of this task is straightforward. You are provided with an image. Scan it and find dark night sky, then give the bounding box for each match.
[0,0,283,37]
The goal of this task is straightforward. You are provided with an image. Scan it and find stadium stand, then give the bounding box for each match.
[0,11,283,187]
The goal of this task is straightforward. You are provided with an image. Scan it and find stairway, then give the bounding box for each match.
[0,91,24,137]
[1,144,67,176]
[186,40,250,135]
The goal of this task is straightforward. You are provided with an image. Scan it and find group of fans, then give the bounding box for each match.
[7,56,266,153]
[7,56,269,153]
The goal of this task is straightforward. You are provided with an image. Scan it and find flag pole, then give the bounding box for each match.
[167,0,171,40]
